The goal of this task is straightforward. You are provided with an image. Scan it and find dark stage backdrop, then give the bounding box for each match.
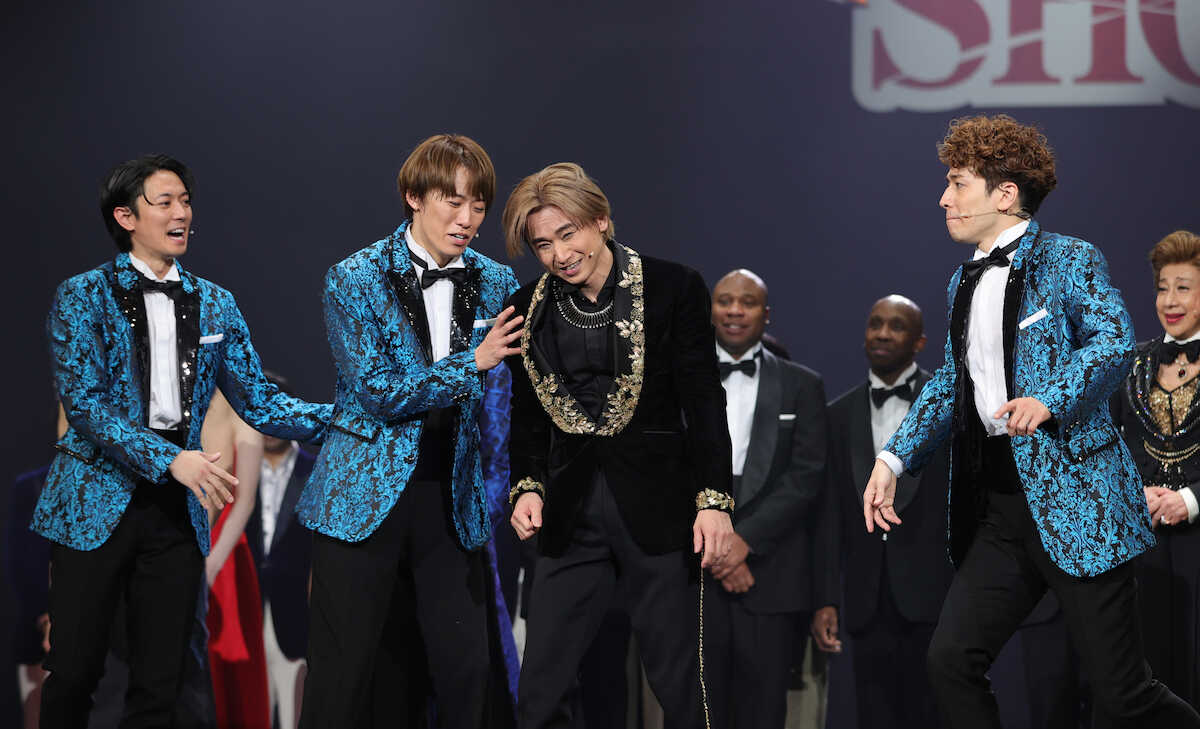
[2,0,1197,723]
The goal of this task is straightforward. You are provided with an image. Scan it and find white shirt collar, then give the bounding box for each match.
[972,220,1030,260]
[1164,331,1200,344]
[868,362,918,390]
[716,341,763,363]
[263,441,300,474]
[405,227,464,270]
[129,252,180,282]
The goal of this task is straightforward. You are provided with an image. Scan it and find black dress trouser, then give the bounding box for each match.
[298,474,492,729]
[851,558,939,729]
[41,429,204,729]
[518,470,728,729]
[716,594,798,729]
[927,437,1200,728]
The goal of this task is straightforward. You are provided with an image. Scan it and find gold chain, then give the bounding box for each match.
[698,567,711,729]
[1143,439,1200,466]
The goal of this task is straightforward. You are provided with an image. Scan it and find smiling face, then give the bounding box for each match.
[1156,262,1200,340]
[406,166,486,267]
[864,297,925,378]
[115,169,192,264]
[711,273,768,359]
[526,205,612,295]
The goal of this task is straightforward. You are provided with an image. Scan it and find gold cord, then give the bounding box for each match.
[698,560,711,729]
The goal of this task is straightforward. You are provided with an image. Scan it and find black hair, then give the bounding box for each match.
[100,154,195,252]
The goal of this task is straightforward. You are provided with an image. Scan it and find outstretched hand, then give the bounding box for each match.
[863,458,901,533]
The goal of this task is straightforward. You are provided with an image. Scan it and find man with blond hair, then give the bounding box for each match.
[503,162,735,728]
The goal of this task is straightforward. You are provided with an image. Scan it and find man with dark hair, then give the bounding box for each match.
[708,268,828,728]
[37,154,331,728]
[296,134,522,729]
[814,294,952,729]
[863,115,1200,726]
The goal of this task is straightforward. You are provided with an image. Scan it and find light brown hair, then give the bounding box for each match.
[1149,230,1200,284]
[937,114,1057,216]
[501,162,615,258]
[397,134,495,218]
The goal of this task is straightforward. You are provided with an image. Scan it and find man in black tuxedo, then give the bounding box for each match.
[246,374,315,729]
[813,295,953,729]
[707,269,828,728]
[503,162,735,729]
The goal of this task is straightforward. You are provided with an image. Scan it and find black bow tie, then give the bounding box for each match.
[138,276,184,302]
[961,239,1021,283]
[719,359,757,379]
[871,382,915,408]
[410,254,469,289]
[418,267,469,289]
[1158,339,1200,364]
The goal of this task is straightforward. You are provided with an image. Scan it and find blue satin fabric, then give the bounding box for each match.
[885,220,1155,577]
[37,254,332,554]
[297,222,520,550]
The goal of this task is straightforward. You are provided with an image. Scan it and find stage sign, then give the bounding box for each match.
[852,0,1200,110]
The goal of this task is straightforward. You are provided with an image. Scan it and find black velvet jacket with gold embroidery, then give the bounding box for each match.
[504,244,734,557]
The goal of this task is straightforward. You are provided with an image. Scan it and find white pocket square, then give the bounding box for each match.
[473,318,497,329]
[1019,309,1048,330]
[779,413,796,421]
[199,333,225,345]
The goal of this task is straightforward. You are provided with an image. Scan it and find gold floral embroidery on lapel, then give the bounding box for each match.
[521,245,646,436]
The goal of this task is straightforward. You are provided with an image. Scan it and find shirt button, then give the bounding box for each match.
[881,533,889,542]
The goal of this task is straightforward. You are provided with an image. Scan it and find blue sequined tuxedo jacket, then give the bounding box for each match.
[297,223,520,550]
[884,220,1154,578]
[35,254,332,554]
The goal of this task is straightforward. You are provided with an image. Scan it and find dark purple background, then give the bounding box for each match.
[3,1,1197,722]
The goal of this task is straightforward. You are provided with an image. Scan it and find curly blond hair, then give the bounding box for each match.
[937,114,1057,216]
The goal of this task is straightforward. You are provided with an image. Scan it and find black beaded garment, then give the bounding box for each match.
[1115,340,1200,492]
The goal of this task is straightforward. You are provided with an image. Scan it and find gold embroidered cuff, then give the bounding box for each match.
[509,477,546,506]
[695,488,735,513]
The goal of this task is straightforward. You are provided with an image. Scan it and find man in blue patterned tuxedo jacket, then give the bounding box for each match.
[37,155,332,729]
[296,135,522,729]
[863,116,1200,727]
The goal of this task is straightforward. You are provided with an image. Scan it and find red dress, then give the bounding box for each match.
[207,505,271,729]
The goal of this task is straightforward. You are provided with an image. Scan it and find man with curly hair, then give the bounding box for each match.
[863,115,1200,726]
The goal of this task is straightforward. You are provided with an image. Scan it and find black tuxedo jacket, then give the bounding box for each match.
[816,370,954,633]
[731,350,828,615]
[505,245,733,557]
[247,447,315,660]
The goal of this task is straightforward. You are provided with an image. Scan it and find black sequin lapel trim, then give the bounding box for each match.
[110,262,152,418]
[175,274,200,433]
[449,266,482,355]
[386,231,434,365]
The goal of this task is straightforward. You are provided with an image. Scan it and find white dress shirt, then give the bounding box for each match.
[259,442,299,554]
[879,221,1028,476]
[718,342,762,476]
[967,220,1029,436]
[406,228,464,363]
[129,253,182,429]
[869,363,919,456]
